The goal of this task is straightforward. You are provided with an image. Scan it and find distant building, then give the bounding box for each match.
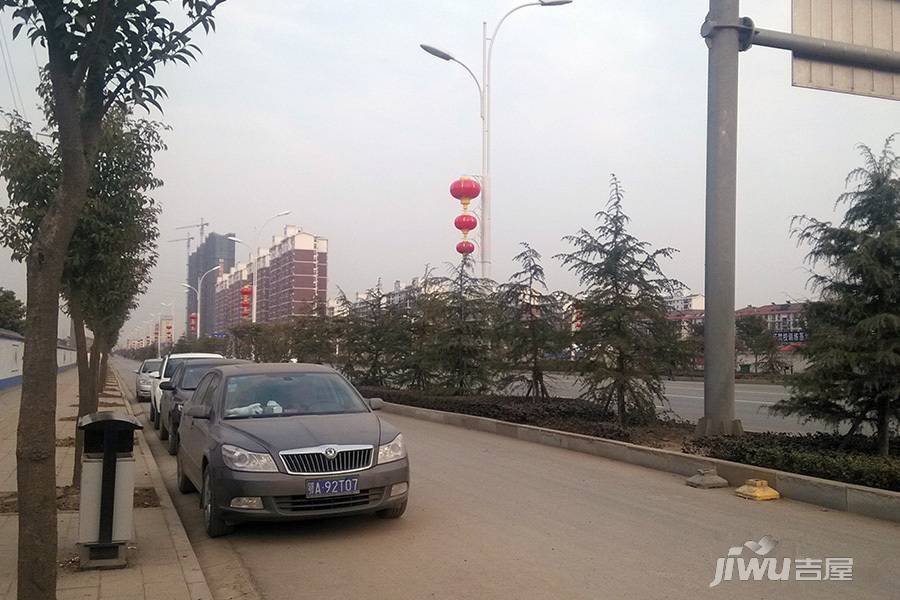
[665,300,807,343]
[666,293,705,312]
[187,232,236,338]
[214,225,328,331]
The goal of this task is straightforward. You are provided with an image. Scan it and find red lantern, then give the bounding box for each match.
[454,213,477,236]
[240,285,252,297]
[456,240,475,255]
[450,177,481,210]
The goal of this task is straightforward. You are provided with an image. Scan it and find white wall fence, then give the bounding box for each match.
[0,330,76,391]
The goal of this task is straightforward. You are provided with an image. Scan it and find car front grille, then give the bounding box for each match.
[280,445,374,475]
[273,488,384,513]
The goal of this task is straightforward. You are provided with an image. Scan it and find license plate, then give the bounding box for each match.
[306,476,360,498]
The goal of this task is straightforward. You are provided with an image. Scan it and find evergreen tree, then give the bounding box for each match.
[337,282,403,387]
[433,255,496,395]
[736,316,786,374]
[772,139,900,456]
[495,243,568,399]
[557,175,683,426]
[393,267,443,391]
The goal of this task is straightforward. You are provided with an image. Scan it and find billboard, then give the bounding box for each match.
[792,0,900,101]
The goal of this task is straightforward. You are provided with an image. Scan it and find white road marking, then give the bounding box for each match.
[665,393,774,406]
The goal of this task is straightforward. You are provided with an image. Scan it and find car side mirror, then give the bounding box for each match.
[159,381,175,391]
[185,405,211,419]
[133,369,139,374]
[368,398,385,411]
[149,371,160,379]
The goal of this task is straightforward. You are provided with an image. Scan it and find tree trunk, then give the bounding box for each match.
[71,301,91,488]
[876,397,891,458]
[99,351,109,394]
[18,68,92,598]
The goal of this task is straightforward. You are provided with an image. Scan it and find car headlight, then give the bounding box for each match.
[221,444,278,472]
[377,434,406,464]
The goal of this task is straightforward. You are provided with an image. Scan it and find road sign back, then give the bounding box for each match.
[792,0,900,100]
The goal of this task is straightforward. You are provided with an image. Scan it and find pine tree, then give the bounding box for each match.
[495,243,568,399]
[772,138,900,456]
[433,255,496,395]
[557,175,683,426]
[393,267,444,391]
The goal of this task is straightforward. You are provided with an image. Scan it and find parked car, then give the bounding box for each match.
[150,352,223,429]
[159,358,248,455]
[176,363,409,537]
[134,358,162,402]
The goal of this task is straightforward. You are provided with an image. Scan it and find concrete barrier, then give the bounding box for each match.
[384,402,900,524]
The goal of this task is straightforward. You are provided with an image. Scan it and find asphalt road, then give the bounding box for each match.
[530,375,826,433]
[113,358,897,600]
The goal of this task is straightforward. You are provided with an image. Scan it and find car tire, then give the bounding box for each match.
[176,453,195,494]
[376,499,407,519]
[149,402,156,424]
[153,406,161,430]
[202,468,233,538]
[159,417,169,441]
[167,429,178,456]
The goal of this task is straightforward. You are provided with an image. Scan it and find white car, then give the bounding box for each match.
[150,352,223,429]
[134,358,162,401]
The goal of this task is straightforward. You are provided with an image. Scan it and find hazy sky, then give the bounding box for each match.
[0,1,898,341]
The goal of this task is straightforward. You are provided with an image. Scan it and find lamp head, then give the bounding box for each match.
[420,44,454,61]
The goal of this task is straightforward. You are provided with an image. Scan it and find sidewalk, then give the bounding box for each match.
[0,369,212,600]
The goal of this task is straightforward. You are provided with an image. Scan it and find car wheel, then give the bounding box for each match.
[202,468,233,538]
[153,406,161,430]
[376,499,407,519]
[176,452,195,494]
[167,429,179,456]
[149,402,156,424]
[159,416,169,441]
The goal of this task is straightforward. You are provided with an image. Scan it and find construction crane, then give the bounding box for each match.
[176,217,209,245]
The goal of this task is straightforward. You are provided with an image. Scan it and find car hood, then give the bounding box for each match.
[220,412,386,454]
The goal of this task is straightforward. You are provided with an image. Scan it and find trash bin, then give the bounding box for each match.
[77,411,142,569]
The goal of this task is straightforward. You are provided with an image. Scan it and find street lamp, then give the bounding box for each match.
[228,210,291,323]
[420,0,572,279]
[158,303,174,357]
[182,265,221,339]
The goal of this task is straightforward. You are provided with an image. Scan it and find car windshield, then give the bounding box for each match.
[142,359,161,373]
[182,365,216,390]
[164,358,185,378]
[223,373,368,419]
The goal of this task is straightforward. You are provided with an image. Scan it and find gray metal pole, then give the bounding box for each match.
[752,27,900,74]
[697,0,743,437]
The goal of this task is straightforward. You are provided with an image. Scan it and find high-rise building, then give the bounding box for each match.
[214,225,328,330]
[187,232,236,338]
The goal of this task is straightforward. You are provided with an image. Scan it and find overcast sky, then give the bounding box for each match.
[0,1,898,341]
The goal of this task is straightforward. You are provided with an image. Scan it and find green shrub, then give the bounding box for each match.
[684,433,900,491]
[358,386,632,442]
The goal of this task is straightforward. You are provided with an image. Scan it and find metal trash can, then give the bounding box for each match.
[77,412,142,569]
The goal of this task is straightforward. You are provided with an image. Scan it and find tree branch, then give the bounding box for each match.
[101,0,227,114]
[72,0,112,89]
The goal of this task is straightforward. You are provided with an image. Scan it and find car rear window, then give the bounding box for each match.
[142,359,162,373]
[164,358,185,377]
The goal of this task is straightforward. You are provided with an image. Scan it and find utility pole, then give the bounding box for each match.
[696,0,900,436]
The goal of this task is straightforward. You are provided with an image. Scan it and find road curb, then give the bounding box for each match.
[112,368,215,600]
[383,402,900,524]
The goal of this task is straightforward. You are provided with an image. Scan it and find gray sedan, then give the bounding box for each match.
[176,363,409,537]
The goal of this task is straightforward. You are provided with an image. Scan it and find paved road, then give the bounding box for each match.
[113,358,897,600]
[532,374,826,433]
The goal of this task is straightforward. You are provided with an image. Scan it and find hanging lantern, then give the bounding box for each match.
[450,176,481,210]
[456,240,475,255]
[454,213,478,237]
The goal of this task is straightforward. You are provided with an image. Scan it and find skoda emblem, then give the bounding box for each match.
[323,446,338,460]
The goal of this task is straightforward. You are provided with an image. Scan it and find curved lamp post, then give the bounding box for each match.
[228,210,291,323]
[182,265,221,339]
[420,0,573,279]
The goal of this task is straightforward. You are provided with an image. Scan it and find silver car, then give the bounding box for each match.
[134,358,162,402]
